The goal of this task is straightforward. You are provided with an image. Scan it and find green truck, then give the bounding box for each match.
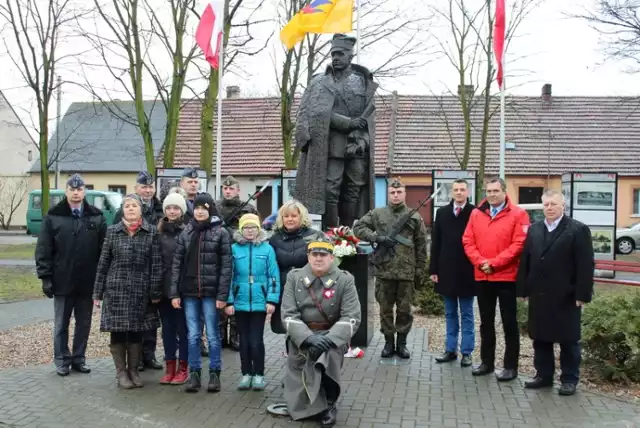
[26,189,123,236]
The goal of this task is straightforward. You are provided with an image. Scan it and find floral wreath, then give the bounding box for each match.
[325,226,361,261]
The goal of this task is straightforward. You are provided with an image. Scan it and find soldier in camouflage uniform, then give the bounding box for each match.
[215,175,258,351]
[353,178,428,359]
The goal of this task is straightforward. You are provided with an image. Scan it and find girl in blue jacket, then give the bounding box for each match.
[225,213,280,390]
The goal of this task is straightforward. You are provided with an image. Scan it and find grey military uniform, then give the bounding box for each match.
[281,264,361,421]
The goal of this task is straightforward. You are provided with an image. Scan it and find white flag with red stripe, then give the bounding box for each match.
[195,0,224,69]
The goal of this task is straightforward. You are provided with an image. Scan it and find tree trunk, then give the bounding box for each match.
[163,72,186,168]
[38,124,50,216]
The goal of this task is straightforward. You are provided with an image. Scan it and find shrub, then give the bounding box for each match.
[516,299,529,334]
[581,293,640,383]
[414,275,444,316]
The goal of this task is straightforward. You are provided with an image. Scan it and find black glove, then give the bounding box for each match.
[301,334,333,353]
[376,235,396,248]
[42,279,54,299]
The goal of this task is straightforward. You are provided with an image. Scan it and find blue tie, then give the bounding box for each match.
[72,209,80,218]
[491,207,498,217]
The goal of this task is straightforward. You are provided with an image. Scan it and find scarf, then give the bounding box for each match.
[122,217,143,235]
[184,218,214,279]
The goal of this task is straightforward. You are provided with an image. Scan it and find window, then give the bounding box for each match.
[85,184,94,190]
[108,185,126,195]
[50,195,63,206]
[634,189,640,215]
[518,186,544,204]
[93,196,106,210]
[32,195,41,209]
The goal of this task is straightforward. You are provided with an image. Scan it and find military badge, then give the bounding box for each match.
[323,289,336,299]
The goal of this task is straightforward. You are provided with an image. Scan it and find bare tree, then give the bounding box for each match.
[0,0,84,214]
[78,0,202,172]
[199,0,272,177]
[429,0,541,199]
[0,176,28,230]
[575,0,640,70]
[275,0,432,169]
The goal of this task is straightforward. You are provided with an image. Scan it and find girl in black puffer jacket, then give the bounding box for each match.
[268,200,324,334]
[170,193,232,393]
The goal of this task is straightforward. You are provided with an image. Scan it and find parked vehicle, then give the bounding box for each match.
[26,189,123,236]
[518,203,545,224]
[615,222,640,255]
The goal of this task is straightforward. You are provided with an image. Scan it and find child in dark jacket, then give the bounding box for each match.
[170,193,232,393]
[225,213,280,390]
[157,189,188,385]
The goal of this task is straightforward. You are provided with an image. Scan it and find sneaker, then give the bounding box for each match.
[238,374,252,390]
[252,375,266,391]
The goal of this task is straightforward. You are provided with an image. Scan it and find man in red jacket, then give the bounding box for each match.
[462,177,530,381]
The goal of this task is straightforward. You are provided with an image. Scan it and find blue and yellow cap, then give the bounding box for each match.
[308,237,334,255]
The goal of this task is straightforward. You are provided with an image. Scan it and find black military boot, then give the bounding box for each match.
[320,402,337,427]
[185,369,202,393]
[381,335,395,358]
[208,369,221,393]
[325,203,339,228]
[396,333,411,359]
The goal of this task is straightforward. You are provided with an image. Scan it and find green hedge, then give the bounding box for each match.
[516,299,529,334]
[413,259,444,316]
[582,293,640,383]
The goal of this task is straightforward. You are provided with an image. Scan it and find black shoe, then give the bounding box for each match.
[56,366,70,376]
[144,358,163,370]
[208,369,221,393]
[186,369,202,393]
[71,363,91,374]
[460,355,472,367]
[472,363,494,376]
[524,376,553,389]
[435,352,457,363]
[558,383,576,396]
[137,361,145,372]
[320,402,337,427]
[395,334,410,359]
[381,336,395,358]
[496,368,518,382]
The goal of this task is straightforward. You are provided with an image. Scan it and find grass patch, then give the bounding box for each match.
[0,267,41,301]
[594,282,640,297]
[0,243,36,260]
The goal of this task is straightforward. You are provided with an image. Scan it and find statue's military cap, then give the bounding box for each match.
[330,33,356,53]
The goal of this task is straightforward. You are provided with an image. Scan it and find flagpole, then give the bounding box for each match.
[356,0,360,63]
[215,39,224,200]
[499,52,505,180]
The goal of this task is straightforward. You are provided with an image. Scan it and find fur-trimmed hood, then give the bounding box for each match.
[233,228,268,244]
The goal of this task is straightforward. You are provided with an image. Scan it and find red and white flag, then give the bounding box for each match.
[493,0,506,89]
[195,0,225,69]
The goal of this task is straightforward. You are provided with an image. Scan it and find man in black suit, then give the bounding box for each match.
[516,189,594,396]
[430,179,476,367]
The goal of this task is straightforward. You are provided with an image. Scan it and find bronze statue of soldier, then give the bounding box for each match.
[294,34,378,228]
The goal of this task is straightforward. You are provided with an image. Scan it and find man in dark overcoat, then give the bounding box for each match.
[294,33,377,228]
[430,179,476,367]
[35,173,107,376]
[516,189,594,396]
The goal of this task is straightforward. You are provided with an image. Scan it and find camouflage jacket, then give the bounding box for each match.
[215,197,258,233]
[353,203,428,281]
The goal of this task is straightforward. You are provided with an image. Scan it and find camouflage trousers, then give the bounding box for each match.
[375,278,414,336]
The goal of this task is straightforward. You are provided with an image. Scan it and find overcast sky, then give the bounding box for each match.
[2,0,638,134]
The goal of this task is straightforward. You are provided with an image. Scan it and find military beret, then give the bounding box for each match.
[181,167,198,179]
[330,33,356,52]
[388,177,405,188]
[222,175,239,187]
[136,171,154,185]
[308,236,335,255]
[66,173,84,189]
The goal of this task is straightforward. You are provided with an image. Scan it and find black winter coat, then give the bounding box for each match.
[114,196,163,225]
[35,199,107,296]
[268,226,323,333]
[429,202,476,298]
[158,218,186,299]
[170,218,232,301]
[516,216,594,343]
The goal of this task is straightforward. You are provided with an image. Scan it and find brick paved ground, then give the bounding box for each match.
[0,329,639,428]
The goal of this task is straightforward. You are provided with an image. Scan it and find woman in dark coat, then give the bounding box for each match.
[93,194,163,390]
[268,200,324,335]
[157,189,188,385]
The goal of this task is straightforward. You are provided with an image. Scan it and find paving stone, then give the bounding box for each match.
[0,329,639,427]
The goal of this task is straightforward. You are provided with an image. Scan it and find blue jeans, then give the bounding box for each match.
[444,296,475,355]
[159,299,188,361]
[183,297,222,370]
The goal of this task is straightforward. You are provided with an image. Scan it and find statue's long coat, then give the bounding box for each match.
[294,64,378,218]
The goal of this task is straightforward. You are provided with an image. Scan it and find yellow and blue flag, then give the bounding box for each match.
[280,0,354,50]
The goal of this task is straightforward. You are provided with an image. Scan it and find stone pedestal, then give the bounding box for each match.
[339,253,375,347]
